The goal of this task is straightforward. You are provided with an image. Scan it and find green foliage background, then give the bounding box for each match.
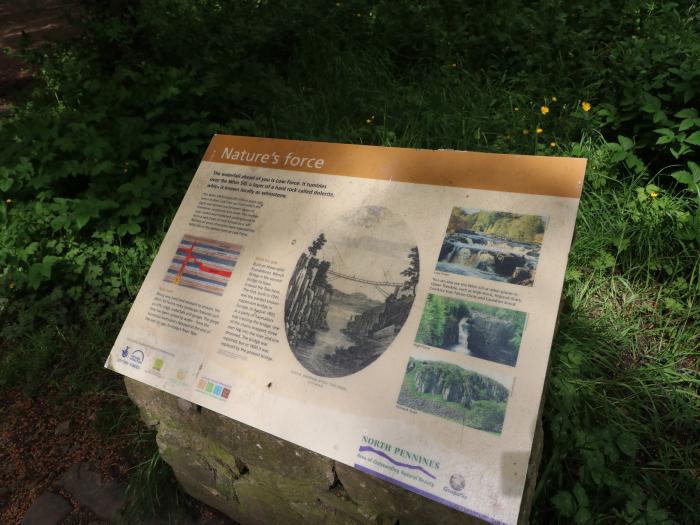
[0,1,698,523]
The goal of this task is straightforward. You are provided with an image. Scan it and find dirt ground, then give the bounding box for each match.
[0,0,78,110]
[1,383,141,524]
[0,379,235,524]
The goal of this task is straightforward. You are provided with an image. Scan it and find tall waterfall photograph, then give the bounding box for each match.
[436,208,547,286]
[397,357,511,434]
[284,206,419,378]
[415,294,527,367]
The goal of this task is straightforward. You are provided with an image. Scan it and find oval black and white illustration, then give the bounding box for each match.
[284,206,419,378]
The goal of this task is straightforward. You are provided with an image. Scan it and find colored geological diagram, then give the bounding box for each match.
[164,234,242,295]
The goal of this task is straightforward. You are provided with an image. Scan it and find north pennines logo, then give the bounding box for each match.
[356,435,440,488]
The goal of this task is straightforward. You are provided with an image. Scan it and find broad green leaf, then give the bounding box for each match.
[51,216,69,231]
[685,131,700,146]
[653,128,674,137]
[683,88,695,103]
[617,135,634,150]
[75,213,91,230]
[0,170,14,191]
[551,491,576,517]
[573,483,589,508]
[652,110,666,123]
[670,171,693,184]
[688,161,700,177]
[56,137,76,152]
[91,160,115,176]
[40,255,59,278]
[679,118,697,131]
[28,263,45,289]
[617,432,638,457]
[143,143,169,162]
[640,95,661,113]
[674,108,698,119]
[610,151,628,163]
[574,507,592,524]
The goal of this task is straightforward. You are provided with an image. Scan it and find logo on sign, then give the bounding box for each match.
[449,474,466,492]
[130,349,144,365]
[196,377,231,400]
[152,357,165,371]
[117,345,144,369]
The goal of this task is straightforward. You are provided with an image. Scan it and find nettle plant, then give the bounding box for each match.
[604,102,700,249]
[654,107,700,246]
[0,54,217,303]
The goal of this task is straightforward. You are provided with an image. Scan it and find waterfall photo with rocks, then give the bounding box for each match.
[397,358,511,434]
[416,294,526,367]
[284,206,419,378]
[436,208,547,286]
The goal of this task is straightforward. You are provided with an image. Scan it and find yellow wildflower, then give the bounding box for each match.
[582,101,591,112]
[549,142,556,148]
[551,96,557,102]
[540,105,550,115]
[650,191,658,198]
[522,129,529,135]
[536,127,543,134]
[8,282,14,289]
[514,106,520,111]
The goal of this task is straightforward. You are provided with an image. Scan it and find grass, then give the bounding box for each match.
[536,169,700,522]
[0,1,698,523]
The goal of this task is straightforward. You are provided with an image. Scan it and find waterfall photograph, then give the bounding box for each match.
[397,357,511,434]
[415,294,527,367]
[436,207,547,286]
[284,206,419,378]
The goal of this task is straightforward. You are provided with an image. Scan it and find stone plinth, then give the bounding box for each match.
[125,378,542,525]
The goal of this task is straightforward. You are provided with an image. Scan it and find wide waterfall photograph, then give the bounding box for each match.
[397,357,511,434]
[436,208,547,286]
[284,206,419,378]
[415,294,526,367]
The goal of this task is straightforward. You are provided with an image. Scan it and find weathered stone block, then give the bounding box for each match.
[125,378,542,524]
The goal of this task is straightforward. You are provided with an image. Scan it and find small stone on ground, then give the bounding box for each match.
[58,463,125,521]
[20,492,71,525]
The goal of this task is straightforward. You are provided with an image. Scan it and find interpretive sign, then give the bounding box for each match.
[106,135,585,524]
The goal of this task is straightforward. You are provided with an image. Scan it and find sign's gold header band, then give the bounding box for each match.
[204,134,586,198]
